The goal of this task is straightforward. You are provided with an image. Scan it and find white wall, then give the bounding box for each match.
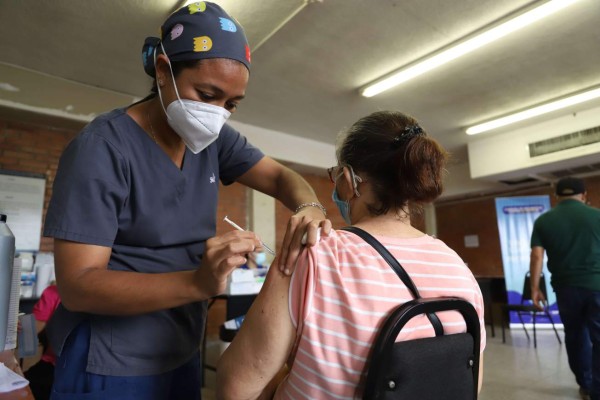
[228,120,336,169]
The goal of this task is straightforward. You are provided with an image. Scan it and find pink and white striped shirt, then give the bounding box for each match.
[274,229,486,400]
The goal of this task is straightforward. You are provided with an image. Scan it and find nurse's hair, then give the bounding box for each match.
[336,111,448,216]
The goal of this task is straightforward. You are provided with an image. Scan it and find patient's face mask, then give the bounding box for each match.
[328,165,363,225]
[332,187,351,225]
[155,44,230,154]
[331,165,362,226]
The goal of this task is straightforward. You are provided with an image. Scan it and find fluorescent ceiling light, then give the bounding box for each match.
[360,0,580,98]
[466,87,600,135]
[0,82,20,92]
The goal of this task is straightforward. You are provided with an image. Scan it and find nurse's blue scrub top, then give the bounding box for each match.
[43,108,264,376]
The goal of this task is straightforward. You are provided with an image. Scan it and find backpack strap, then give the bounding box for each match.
[341,226,444,336]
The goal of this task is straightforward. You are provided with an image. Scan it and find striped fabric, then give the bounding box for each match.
[274,229,486,400]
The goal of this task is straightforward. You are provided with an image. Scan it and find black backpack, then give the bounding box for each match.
[341,227,480,400]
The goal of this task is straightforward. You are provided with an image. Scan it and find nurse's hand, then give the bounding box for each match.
[196,230,262,298]
[278,207,331,276]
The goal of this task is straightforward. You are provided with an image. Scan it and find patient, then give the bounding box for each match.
[217,111,486,399]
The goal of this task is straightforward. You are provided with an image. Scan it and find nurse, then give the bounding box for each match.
[43,3,329,399]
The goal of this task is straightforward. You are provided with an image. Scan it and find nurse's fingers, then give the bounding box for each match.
[205,233,260,265]
[198,233,261,297]
[277,214,304,275]
[216,229,262,245]
[216,254,249,276]
[279,209,329,275]
[215,231,262,253]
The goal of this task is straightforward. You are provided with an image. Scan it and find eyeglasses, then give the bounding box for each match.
[327,165,364,197]
[327,166,343,183]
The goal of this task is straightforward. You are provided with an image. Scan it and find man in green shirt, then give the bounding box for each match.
[530,177,600,400]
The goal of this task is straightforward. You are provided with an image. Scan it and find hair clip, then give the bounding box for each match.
[404,125,423,136]
[391,125,423,149]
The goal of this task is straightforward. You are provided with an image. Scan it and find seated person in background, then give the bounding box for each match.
[24,283,61,400]
[217,111,486,399]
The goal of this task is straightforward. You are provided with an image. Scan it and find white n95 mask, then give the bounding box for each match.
[156,44,231,154]
[164,99,230,154]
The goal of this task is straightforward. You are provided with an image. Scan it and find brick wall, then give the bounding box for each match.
[0,119,79,252]
[435,175,600,277]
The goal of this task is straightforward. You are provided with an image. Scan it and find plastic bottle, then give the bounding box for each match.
[0,214,16,350]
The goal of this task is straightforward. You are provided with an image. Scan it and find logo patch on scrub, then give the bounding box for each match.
[209,173,216,184]
[188,2,206,14]
[170,24,184,40]
[193,36,212,52]
[219,17,237,32]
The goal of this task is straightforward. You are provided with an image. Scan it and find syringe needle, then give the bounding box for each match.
[223,216,276,255]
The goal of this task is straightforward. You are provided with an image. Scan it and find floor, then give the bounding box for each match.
[479,325,580,400]
[203,324,581,400]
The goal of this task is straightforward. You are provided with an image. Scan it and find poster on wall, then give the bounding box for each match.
[495,195,562,327]
[0,170,46,252]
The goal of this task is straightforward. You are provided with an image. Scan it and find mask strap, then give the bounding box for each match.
[154,43,168,116]
[155,42,185,116]
[348,166,363,198]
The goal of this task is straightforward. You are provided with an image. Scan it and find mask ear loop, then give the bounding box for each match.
[154,42,169,117]
[155,42,186,117]
[348,166,363,198]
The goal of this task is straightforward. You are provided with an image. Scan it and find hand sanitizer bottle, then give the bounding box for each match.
[0,214,16,350]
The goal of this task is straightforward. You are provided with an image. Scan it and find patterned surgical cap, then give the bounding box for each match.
[142,1,250,78]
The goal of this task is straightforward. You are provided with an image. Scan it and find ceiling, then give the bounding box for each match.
[1,0,599,191]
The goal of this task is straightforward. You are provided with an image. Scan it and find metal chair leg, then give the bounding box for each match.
[532,312,537,348]
[501,307,506,343]
[489,303,495,338]
[545,309,562,344]
[517,311,530,341]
